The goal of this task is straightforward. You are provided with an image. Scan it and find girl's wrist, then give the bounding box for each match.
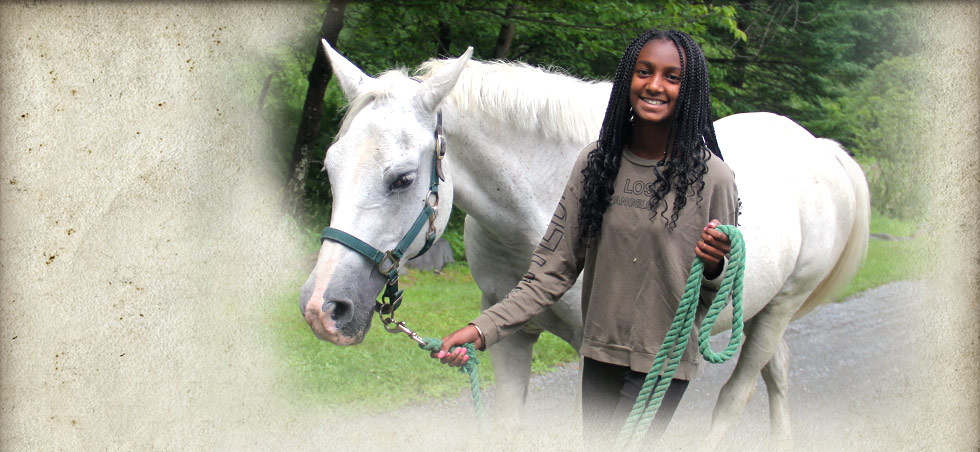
[468,323,486,349]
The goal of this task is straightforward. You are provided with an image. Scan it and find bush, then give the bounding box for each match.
[843,56,926,220]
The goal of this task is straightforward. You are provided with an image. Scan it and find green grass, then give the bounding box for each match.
[271,262,576,411]
[835,210,930,300]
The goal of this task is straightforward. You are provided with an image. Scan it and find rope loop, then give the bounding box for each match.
[616,225,745,449]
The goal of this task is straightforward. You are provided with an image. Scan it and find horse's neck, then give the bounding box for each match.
[441,78,610,246]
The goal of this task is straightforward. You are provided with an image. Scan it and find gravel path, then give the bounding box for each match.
[510,280,931,451]
[312,280,969,451]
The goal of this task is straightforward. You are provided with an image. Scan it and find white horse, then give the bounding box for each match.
[299,41,869,448]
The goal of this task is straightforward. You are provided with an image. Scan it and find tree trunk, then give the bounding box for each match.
[256,68,275,116]
[492,3,519,59]
[284,0,348,214]
[436,20,452,57]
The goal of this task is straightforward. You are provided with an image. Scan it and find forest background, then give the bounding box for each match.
[253,0,923,257]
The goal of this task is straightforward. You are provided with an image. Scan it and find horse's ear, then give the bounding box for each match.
[322,38,371,101]
[415,46,473,114]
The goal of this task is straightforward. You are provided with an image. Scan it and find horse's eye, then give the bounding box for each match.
[390,173,416,191]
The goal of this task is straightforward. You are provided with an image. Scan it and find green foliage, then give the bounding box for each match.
[836,210,928,301]
[443,207,467,261]
[869,208,920,237]
[703,1,917,141]
[253,1,920,231]
[272,263,576,409]
[337,1,743,79]
[842,56,926,219]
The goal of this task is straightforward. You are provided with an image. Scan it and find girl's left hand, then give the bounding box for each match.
[696,219,731,279]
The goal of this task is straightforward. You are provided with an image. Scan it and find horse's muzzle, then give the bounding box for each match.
[301,293,364,345]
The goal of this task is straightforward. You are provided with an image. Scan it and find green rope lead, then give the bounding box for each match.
[616,225,746,450]
[418,338,486,426]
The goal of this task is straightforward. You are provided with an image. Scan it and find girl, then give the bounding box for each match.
[435,28,737,445]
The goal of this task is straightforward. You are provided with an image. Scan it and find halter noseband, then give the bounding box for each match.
[320,110,446,324]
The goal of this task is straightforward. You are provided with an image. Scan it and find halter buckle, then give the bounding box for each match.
[378,250,399,275]
[435,136,446,159]
[435,133,446,181]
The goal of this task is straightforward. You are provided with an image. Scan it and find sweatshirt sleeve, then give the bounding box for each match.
[698,158,739,309]
[470,147,591,348]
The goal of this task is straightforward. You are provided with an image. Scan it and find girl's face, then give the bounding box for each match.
[629,39,682,125]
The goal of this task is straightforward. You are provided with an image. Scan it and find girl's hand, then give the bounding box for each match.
[431,325,483,367]
[696,219,731,279]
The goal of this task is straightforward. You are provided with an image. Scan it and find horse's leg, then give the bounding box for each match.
[482,307,541,424]
[464,215,585,425]
[464,216,540,422]
[761,336,793,450]
[705,302,795,451]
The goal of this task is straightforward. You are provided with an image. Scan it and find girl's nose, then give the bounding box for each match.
[647,77,665,93]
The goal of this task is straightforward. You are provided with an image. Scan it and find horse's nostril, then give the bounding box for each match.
[323,300,354,326]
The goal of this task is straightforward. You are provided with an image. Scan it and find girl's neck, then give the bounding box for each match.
[629,120,672,160]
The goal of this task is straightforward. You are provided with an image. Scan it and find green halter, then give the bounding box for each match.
[320,110,446,325]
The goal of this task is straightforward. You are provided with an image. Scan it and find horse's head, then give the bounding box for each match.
[299,40,472,345]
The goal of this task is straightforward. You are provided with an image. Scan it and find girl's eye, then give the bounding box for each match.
[390,173,416,191]
[667,73,681,82]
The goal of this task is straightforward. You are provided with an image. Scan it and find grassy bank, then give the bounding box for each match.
[834,211,929,300]
[271,263,577,411]
[273,211,923,410]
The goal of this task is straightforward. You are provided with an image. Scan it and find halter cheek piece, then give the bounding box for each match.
[319,110,446,329]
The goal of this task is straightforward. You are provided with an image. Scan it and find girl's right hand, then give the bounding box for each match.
[431,325,483,367]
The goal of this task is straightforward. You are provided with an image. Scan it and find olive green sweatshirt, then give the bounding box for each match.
[471,143,738,379]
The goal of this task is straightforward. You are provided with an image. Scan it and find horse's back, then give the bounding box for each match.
[713,112,870,323]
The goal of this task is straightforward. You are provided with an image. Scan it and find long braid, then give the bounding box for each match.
[579,29,722,242]
[579,30,658,242]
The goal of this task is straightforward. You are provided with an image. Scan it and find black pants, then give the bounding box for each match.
[581,357,689,448]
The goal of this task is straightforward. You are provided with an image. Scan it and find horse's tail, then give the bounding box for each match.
[793,139,871,319]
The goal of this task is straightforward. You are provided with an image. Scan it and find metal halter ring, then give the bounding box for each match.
[425,192,439,243]
[425,190,439,209]
[378,250,399,275]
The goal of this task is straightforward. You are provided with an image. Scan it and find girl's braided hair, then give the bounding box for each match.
[578,29,721,242]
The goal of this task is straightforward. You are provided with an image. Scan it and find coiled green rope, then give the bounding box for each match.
[616,225,746,449]
[418,338,486,426]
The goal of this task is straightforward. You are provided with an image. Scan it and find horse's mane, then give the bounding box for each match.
[418,59,609,145]
[337,58,609,146]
